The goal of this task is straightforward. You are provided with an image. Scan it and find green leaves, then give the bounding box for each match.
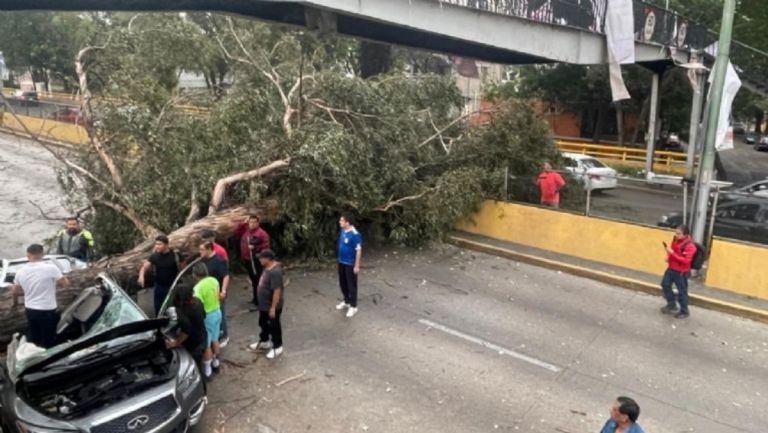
[50,14,554,259]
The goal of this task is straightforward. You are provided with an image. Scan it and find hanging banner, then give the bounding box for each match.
[713,62,741,151]
[604,0,634,101]
[605,0,635,64]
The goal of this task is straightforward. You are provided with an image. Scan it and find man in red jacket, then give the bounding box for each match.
[660,224,697,319]
[234,215,271,307]
[537,162,566,208]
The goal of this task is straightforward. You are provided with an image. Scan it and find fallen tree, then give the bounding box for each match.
[0,204,276,347]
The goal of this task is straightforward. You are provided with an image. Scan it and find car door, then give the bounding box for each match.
[750,206,768,244]
[563,157,578,177]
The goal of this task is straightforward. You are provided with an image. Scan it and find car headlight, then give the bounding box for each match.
[178,359,200,397]
[15,420,78,433]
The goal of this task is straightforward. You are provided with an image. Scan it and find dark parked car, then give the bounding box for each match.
[12,90,39,106]
[716,179,768,204]
[0,273,207,433]
[755,136,768,151]
[659,198,768,244]
[744,132,757,144]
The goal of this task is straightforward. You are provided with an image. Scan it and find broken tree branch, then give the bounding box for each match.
[275,370,307,387]
[374,187,436,212]
[93,198,160,238]
[76,36,125,191]
[416,109,485,149]
[208,158,291,214]
[185,185,201,224]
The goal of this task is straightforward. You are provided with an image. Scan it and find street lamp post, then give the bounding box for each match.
[691,0,737,244]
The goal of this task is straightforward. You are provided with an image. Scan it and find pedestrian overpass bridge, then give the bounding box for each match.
[2,0,765,92]
[7,0,767,212]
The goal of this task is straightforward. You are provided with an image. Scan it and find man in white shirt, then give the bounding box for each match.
[11,244,69,348]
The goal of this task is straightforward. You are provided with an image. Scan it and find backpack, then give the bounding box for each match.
[684,241,707,270]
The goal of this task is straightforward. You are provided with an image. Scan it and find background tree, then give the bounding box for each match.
[4,12,556,261]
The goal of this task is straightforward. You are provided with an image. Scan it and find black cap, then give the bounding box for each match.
[258,249,276,260]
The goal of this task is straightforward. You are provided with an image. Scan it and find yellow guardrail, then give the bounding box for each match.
[557,139,691,168]
[2,88,210,114]
[0,112,89,145]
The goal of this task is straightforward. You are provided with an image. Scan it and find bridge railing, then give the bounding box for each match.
[435,1,714,49]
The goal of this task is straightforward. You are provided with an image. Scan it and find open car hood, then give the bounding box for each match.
[13,317,169,379]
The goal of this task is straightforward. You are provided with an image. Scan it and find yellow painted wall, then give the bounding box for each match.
[458,201,673,276]
[0,113,88,145]
[706,239,768,301]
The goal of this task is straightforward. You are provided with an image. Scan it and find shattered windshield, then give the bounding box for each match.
[9,278,148,377]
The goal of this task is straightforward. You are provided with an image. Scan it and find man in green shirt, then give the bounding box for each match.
[191,263,222,379]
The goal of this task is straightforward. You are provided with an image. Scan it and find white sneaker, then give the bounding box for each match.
[346,307,358,318]
[247,340,273,351]
[212,358,220,368]
[336,301,350,310]
[266,347,283,359]
[219,337,230,348]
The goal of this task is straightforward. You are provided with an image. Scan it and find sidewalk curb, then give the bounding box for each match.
[448,235,768,325]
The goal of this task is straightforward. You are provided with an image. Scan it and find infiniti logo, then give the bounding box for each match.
[126,414,150,431]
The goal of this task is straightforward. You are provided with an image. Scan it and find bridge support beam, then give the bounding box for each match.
[645,73,661,176]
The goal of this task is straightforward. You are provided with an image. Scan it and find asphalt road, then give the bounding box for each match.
[204,247,768,433]
[2,131,767,432]
[0,132,67,258]
[719,135,768,186]
[589,183,685,226]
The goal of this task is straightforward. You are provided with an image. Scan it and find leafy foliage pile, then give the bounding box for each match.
[2,13,557,257]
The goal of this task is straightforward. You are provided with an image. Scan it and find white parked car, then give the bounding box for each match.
[562,152,618,191]
[0,255,87,289]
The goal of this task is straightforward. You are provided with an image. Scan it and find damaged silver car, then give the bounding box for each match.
[0,274,206,433]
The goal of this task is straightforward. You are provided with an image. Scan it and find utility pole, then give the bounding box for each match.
[644,73,661,176]
[685,55,705,180]
[691,0,736,244]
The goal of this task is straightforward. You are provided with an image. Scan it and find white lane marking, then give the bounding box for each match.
[418,318,561,373]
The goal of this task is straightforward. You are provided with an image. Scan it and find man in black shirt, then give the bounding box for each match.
[138,235,179,316]
[165,284,207,380]
[199,241,231,346]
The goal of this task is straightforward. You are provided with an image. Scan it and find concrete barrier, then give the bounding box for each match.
[458,200,673,276]
[0,112,88,145]
[706,238,768,301]
[459,200,768,303]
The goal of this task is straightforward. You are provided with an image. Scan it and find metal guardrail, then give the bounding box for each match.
[557,139,690,168]
[1,88,210,114]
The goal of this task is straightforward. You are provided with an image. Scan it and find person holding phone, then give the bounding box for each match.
[660,224,697,319]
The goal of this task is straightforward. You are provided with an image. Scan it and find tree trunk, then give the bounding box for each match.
[592,106,605,144]
[615,102,624,146]
[632,96,651,146]
[0,204,277,349]
[755,110,764,135]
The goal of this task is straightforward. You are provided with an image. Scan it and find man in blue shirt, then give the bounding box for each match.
[336,214,362,318]
[600,396,645,433]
